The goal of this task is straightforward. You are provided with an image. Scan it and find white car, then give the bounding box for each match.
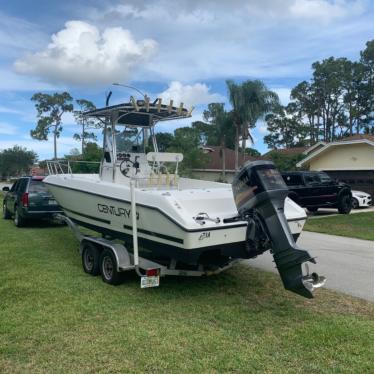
[351,190,372,209]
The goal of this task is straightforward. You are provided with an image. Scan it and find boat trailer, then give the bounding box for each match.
[57,181,239,288]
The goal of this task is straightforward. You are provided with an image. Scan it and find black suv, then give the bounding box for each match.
[2,176,62,226]
[281,171,352,214]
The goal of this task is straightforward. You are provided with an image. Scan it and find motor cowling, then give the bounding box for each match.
[232,161,325,298]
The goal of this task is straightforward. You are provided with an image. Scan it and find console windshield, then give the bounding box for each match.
[115,127,145,155]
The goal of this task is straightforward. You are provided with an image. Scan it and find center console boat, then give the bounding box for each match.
[44,96,325,297]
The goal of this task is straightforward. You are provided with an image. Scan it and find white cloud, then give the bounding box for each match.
[0,105,21,114]
[0,11,48,56]
[14,20,158,86]
[290,0,366,23]
[158,81,224,108]
[155,109,205,133]
[0,68,60,92]
[0,122,19,135]
[258,125,268,135]
[85,0,370,83]
[271,87,292,106]
[61,112,77,127]
[0,135,84,160]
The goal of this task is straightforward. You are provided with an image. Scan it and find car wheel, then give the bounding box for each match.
[100,249,122,285]
[338,194,352,214]
[3,202,11,219]
[14,207,26,227]
[307,207,319,213]
[82,242,101,276]
[351,198,359,209]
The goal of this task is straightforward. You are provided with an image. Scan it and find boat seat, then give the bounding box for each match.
[146,152,183,163]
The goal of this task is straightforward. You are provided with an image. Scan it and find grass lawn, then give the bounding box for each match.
[304,212,374,241]
[1,193,374,373]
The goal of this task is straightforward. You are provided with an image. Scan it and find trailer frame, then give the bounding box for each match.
[56,213,240,288]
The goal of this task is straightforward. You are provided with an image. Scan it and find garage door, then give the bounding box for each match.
[325,170,374,196]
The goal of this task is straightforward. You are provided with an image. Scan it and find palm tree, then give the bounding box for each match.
[203,103,231,180]
[73,99,100,154]
[226,79,279,169]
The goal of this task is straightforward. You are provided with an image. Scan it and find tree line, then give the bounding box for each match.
[28,79,279,177]
[154,80,279,178]
[0,146,37,179]
[30,93,100,159]
[264,39,374,149]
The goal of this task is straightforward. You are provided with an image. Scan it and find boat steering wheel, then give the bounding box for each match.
[119,158,133,177]
[119,156,140,177]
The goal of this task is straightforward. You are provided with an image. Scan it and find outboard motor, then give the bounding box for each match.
[232,161,325,298]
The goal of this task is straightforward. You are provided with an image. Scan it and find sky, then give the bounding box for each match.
[0,0,373,160]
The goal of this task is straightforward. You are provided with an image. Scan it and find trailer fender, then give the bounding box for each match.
[109,243,132,271]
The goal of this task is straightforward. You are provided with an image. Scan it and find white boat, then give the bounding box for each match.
[44,97,325,298]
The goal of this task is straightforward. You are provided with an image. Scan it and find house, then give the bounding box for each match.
[297,134,374,196]
[193,146,264,182]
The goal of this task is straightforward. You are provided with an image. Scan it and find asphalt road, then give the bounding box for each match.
[308,206,374,218]
[246,231,374,301]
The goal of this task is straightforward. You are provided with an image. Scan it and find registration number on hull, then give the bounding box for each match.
[140,276,160,288]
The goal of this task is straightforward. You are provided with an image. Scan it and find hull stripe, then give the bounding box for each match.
[61,205,184,245]
[123,224,184,244]
[62,206,111,224]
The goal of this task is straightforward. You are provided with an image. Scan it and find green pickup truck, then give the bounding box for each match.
[2,176,63,227]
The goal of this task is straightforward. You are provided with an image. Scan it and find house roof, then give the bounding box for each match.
[339,134,374,142]
[297,136,374,168]
[199,146,265,171]
[302,141,326,155]
[262,146,308,157]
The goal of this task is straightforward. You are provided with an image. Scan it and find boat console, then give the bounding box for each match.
[232,161,326,298]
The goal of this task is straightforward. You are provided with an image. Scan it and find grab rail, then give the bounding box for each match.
[46,160,101,175]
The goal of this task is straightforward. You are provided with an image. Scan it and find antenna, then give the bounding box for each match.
[105,91,112,107]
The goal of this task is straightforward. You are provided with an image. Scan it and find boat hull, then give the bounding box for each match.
[44,175,305,265]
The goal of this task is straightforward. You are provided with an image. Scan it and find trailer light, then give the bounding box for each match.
[22,193,29,207]
[146,268,160,277]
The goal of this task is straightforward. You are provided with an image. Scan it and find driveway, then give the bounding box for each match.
[308,206,374,218]
[246,231,374,301]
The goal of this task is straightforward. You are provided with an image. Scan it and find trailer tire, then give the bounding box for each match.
[100,249,122,285]
[82,242,101,276]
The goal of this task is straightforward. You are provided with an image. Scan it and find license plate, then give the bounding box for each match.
[48,200,57,205]
[140,276,160,288]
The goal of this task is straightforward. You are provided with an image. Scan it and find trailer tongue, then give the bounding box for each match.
[232,161,326,298]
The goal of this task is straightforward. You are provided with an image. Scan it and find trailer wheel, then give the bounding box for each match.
[82,242,101,276]
[100,249,122,285]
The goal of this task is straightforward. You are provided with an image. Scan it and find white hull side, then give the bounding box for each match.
[45,181,247,251]
[44,174,306,252]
